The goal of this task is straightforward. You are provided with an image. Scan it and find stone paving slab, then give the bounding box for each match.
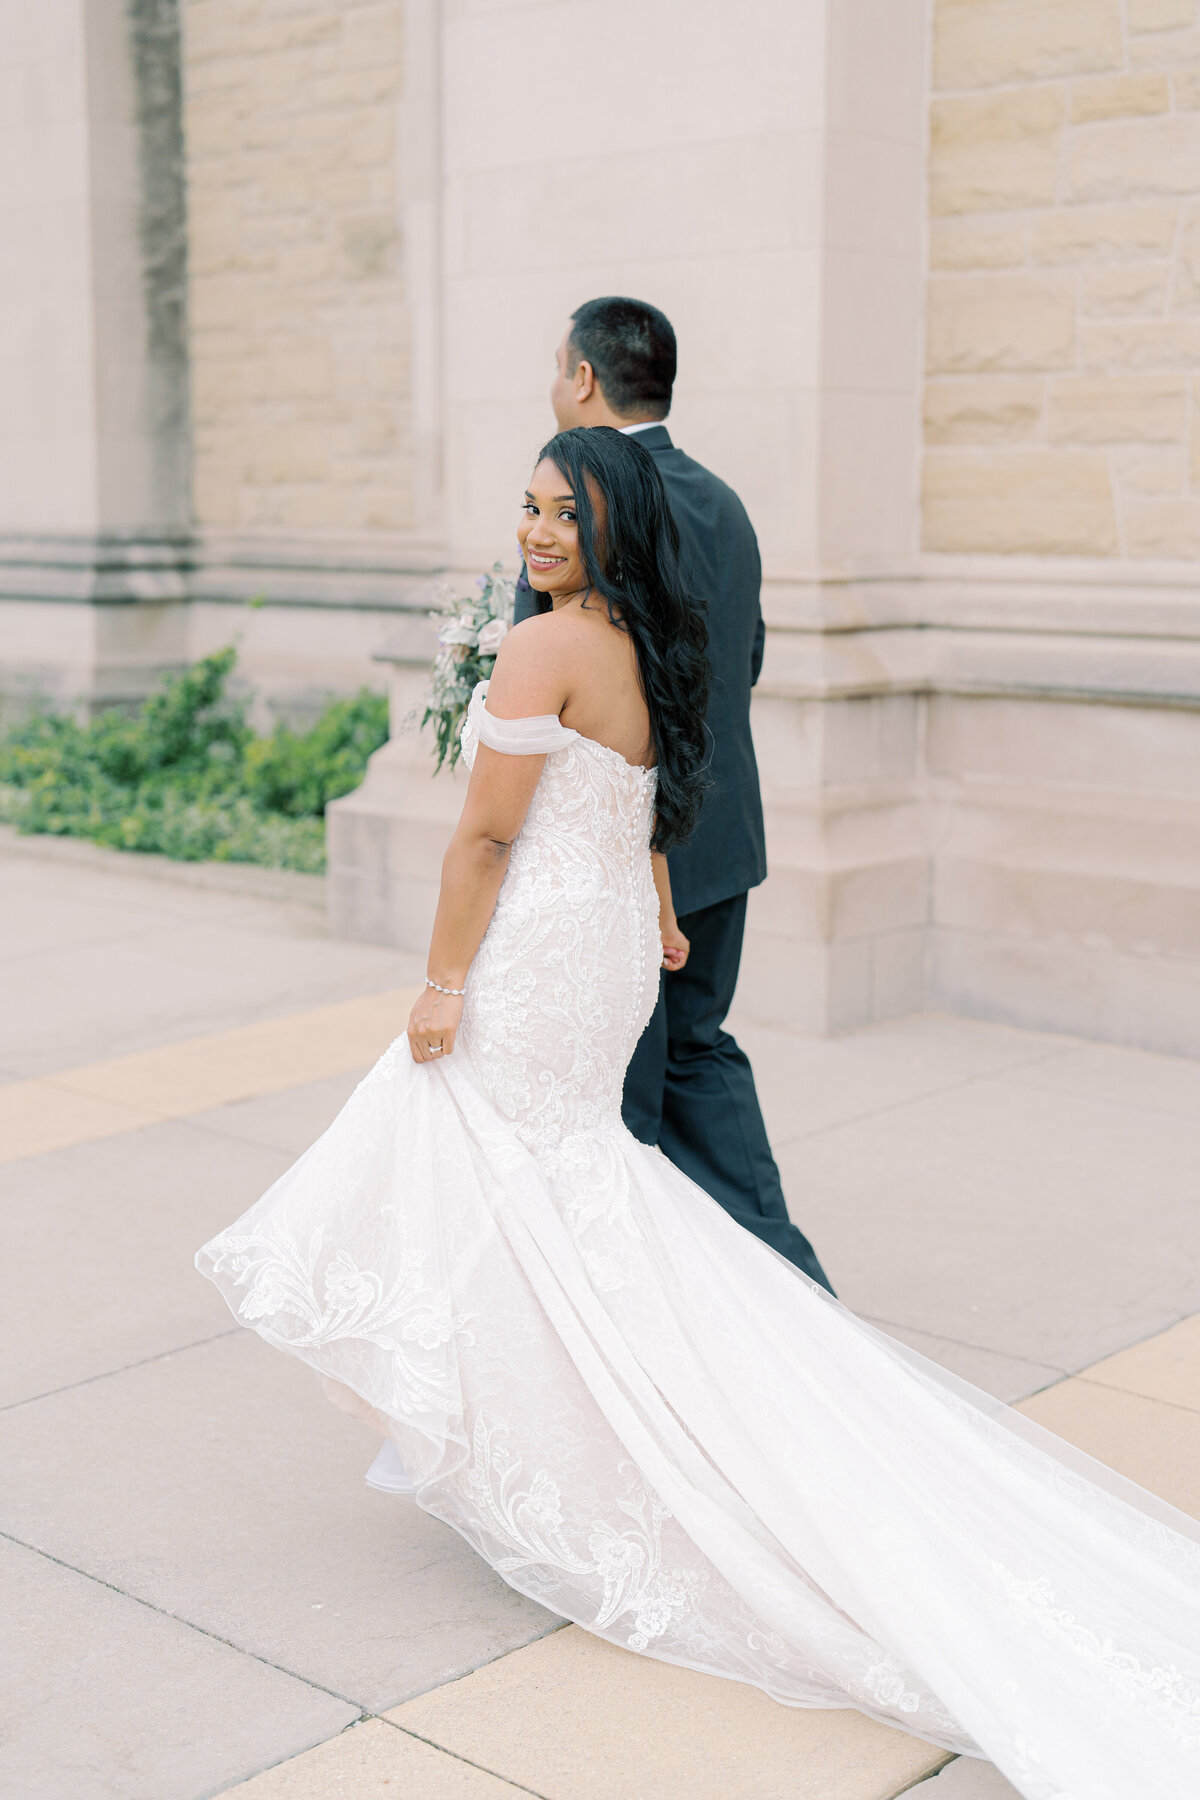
[0,1119,285,1408]
[0,1536,358,1800]
[189,1068,372,1157]
[730,1013,1080,1153]
[1080,1309,1200,1411]
[858,1318,1063,1406]
[916,1760,1021,1797]
[385,1627,951,1800]
[217,1719,533,1798]
[0,1330,559,1715]
[6,846,1200,1800]
[1019,1377,1200,1520]
[0,989,417,1164]
[777,1070,1200,1376]
[0,849,419,1076]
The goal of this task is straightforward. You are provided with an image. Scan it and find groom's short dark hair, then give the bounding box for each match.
[567,297,676,420]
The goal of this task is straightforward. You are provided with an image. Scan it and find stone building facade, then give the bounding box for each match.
[3,0,1200,1052]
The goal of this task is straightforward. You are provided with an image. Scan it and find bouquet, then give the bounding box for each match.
[422,561,517,771]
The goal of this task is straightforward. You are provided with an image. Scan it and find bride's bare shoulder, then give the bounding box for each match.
[487,610,577,716]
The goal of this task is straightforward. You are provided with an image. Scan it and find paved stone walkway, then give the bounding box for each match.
[2,835,1198,1799]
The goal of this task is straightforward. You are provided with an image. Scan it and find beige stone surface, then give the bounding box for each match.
[0,1537,358,1800]
[1123,494,1200,556]
[181,0,412,531]
[1127,0,1197,29]
[0,987,419,1164]
[1018,1379,1200,1519]
[0,1330,558,1712]
[1172,202,1200,307]
[0,1078,158,1163]
[1177,67,1200,107]
[922,450,1118,554]
[932,0,1124,89]
[924,378,1043,444]
[1070,70,1170,120]
[1045,374,1187,443]
[926,274,1076,373]
[1077,261,1169,315]
[0,851,420,1079]
[1080,318,1200,368]
[928,217,1028,270]
[1029,199,1178,262]
[920,1760,1022,1798]
[0,1118,282,1409]
[1066,114,1200,201]
[1082,1312,1200,1411]
[216,1720,527,1797]
[930,88,1065,215]
[388,1628,950,1800]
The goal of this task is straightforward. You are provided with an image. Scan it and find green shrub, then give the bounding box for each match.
[0,649,388,874]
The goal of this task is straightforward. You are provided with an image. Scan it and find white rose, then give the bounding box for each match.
[438,623,477,647]
[477,617,509,655]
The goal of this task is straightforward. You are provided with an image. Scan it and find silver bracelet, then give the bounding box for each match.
[426,976,466,996]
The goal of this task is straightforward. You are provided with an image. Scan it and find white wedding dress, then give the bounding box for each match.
[198,682,1200,1799]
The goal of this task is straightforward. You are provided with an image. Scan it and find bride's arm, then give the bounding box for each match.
[652,850,690,973]
[408,621,568,1064]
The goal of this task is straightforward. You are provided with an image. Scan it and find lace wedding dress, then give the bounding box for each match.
[198,682,1200,1799]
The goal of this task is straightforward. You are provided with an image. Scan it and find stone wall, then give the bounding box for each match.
[923,0,1200,558]
[180,0,412,533]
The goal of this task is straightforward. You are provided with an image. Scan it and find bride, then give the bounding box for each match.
[198,426,1200,1799]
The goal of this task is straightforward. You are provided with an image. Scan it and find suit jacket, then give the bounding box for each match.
[513,424,767,917]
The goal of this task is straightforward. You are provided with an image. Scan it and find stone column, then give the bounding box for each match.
[0,0,191,718]
[329,0,934,1030]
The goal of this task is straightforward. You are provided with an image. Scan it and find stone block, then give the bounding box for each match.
[934,854,1200,959]
[924,378,1044,444]
[1177,68,1200,106]
[1079,318,1200,369]
[922,450,1119,554]
[1109,446,1188,493]
[1066,115,1200,201]
[1123,496,1200,557]
[1030,200,1177,262]
[1126,0,1197,28]
[1078,261,1169,316]
[1045,375,1187,443]
[1193,378,1200,484]
[1070,70,1171,119]
[926,274,1076,373]
[1170,203,1200,309]
[933,0,1124,88]
[929,217,1029,269]
[928,923,1200,1058]
[930,88,1066,214]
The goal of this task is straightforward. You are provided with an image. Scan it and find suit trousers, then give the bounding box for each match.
[621,892,835,1294]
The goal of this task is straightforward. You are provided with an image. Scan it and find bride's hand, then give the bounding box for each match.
[408,987,464,1064]
[661,922,689,973]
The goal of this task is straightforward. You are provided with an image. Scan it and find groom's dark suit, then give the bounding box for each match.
[514,424,832,1293]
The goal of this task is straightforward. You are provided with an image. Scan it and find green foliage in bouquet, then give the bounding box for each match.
[0,649,389,873]
[422,562,517,771]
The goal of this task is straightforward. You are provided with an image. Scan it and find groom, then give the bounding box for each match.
[514,296,834,1295]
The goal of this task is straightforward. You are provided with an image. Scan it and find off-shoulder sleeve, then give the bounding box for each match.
[469,681,578,757]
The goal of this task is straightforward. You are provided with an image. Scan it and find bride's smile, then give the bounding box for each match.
[518,460,586,601]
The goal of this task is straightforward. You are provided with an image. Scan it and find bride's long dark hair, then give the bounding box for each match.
[533,426,710,852]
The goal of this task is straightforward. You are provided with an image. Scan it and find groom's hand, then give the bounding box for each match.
[661,923,690,973]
